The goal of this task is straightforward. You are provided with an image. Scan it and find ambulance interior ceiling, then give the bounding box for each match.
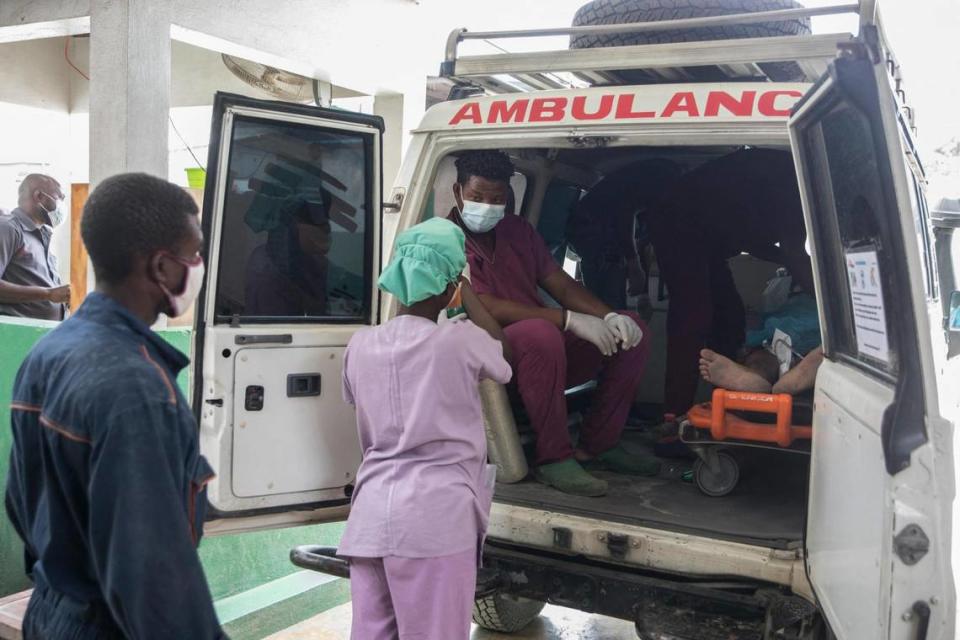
[510,144,793,185]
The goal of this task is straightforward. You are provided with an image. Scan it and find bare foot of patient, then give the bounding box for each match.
[699,349,773,393]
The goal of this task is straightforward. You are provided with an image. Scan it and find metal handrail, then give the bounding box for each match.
[438,1,911,121]
[445,3,860,62]
[290,545,350,578]
[448,33,853,78]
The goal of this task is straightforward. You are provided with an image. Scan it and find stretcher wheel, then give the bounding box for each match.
[693,451,739,497]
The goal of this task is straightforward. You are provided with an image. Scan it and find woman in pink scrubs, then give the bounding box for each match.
[339,218,512,639]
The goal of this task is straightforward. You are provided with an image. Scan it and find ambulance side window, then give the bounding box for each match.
[213,116,375,324]
[803,101,901,377]
[894,112,940,302]
[904,161,939,300]
[934,217,960,358]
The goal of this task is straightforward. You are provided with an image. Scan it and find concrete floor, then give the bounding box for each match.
[267,602,636,639]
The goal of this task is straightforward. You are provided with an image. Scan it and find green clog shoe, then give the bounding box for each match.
[585,444,661,477]
[534,459,608,497]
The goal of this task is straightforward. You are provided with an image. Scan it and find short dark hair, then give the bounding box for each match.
[455,150,514,185]
[18,174,60,202]
[81,173,198,284]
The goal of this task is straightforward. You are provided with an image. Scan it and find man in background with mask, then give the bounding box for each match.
[448,150,658,498]
[5,173,226,639]
[0,173,70,319]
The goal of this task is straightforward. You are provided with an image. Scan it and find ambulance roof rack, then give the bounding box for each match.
[440,1,904,106]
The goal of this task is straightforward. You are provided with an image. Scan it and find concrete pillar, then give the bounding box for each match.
[89,0,170,186]
[401,79,427,168]
[374,92,404,193]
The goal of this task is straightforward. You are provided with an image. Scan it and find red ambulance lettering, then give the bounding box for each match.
[529,97,568,122]
[705,90,757,117]
[448,87,805,125]
[661,92,700,117]
[488,99,529,124]
[449,102,483,125]
[615,94,656,119]
[571,94,614,120]
[757,90,803,116]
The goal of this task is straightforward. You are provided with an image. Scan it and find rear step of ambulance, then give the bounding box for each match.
[289,543,821,638]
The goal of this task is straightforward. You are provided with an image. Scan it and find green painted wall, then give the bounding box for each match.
[0,318,346,634]
[0,318,56,596]
[201,522,344,600]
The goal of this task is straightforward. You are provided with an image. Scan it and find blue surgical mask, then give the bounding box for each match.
[38,191,64,227]
[459,199,505,234]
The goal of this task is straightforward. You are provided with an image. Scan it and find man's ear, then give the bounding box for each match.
[452,182,463,208]
[148,251,181,290]
[146,252,165,287]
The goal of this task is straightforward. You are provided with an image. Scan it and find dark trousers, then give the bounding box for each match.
[504,312,650,465]
[23,586,123,640]
[648,220,745,415]
[580,256,627,311]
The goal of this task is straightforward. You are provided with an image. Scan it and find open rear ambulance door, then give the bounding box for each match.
[192,92,383,534]
[788,34,953,640]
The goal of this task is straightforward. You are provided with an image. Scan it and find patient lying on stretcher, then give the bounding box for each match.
[699,345,823,395]
[698,292,824,396]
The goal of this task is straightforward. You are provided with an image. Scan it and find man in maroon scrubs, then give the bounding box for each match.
[448,150,659,497]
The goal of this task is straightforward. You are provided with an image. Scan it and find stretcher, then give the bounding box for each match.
[679,389,813,497]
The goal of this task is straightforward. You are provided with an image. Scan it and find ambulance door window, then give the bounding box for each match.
[803,101,900,377]
[214,118,374,323]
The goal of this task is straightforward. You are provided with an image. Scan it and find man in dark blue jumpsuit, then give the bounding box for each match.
[5,173,226,639]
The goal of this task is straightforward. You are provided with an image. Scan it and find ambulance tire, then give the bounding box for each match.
[472,593,546,633]
[570,0,811,82]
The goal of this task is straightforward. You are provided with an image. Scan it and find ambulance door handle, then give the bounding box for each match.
[235,333,293,345]
[244,385,264,411]
[287,373,322,398]
[911,601,930,640]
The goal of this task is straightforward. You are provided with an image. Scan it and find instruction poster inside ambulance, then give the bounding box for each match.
[845,250,890,364]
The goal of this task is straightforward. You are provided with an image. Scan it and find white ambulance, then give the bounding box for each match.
[191,1,960,638]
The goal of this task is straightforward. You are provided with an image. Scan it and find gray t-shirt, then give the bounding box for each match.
[0,208,64,320]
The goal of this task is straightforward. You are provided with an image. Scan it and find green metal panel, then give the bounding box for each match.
[0,319,52,596]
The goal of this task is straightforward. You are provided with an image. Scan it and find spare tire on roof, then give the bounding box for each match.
[570,0,812,83]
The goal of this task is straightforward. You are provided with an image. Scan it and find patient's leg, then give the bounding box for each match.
[742,348,780,385]
[699,349,773,393]
[772,347,824,395]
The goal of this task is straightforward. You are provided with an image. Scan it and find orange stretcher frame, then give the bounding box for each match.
[686,389,813,448]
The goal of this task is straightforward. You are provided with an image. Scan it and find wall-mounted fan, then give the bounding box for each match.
[222,54,322,104]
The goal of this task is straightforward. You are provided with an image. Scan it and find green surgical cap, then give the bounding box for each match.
[378,218,466,306]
